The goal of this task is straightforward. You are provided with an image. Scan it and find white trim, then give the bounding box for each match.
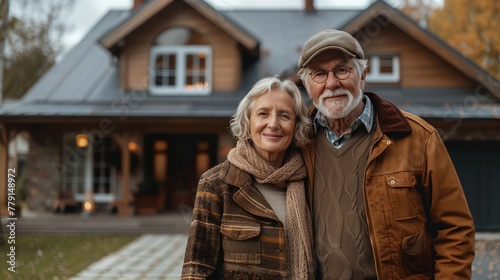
[74,193,116,203]
[366,55,400,83]
[62,133,117,203]
[149,45,212,95]
[83,143,93,201]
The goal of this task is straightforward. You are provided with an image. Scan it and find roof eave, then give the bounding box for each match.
[341,0,500,99]
[99,0,259,55]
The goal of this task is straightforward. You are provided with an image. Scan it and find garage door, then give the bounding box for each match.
[446,141,500,231]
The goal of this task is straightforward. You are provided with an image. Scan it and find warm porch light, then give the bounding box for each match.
[128,141,138,152]
[83,201,93,211]
[76,134,88,148]
[82,191,94,217]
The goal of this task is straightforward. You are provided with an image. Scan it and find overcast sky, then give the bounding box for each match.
[61,0,380,56]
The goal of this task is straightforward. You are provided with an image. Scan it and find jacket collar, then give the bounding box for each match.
[309,92,412,139]
[218,161,279,221]
[365,92,412,138]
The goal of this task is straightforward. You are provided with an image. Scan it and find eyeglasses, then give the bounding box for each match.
[309,63,353,83]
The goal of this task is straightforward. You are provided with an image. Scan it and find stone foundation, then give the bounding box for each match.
[26,126,63,211]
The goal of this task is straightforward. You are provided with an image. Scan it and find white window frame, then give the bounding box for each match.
[149,45,212,95]
[62,133,116,203]
[366,55,400,83]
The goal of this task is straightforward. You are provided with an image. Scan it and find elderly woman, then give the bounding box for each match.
[181,77,314,279]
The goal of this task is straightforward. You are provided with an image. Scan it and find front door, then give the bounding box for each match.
[144,134,217,210]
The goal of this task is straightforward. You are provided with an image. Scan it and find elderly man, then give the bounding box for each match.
[298,29,475,279]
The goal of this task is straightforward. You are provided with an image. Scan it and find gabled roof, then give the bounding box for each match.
[14,11,128,104]
[342,0,499,99]
[1,0,499,120]
[0,8,360,119]
[221,9,359,78]
[99,0,259,55]
[0,10,247,119]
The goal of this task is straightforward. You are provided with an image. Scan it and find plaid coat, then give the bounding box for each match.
[181,160,290,280]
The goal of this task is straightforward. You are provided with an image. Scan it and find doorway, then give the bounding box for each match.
[143,133,217,210]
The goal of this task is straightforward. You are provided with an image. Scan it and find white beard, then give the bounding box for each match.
[314,88,363,119]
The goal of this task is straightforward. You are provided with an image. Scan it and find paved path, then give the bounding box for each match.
[4,211,499,279]
[474,233,500,280]
[68,233,500,280]
[11,209,193,235]
[70,234,187,280]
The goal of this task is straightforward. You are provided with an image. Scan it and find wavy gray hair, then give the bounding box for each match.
[230,76,312,147]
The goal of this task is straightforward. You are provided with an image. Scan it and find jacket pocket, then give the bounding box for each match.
[401,230,433,276]
[220,223,262,265]
[386,172,420,220]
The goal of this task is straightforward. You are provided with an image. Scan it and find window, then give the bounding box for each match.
[62,133,116,203]
[92,137,115,200]
[366,55,400,83]
[149,27,212,95]
[61,135,85,196]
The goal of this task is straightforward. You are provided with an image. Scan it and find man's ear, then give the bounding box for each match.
[301,79,312,98]
[361,69,368,90]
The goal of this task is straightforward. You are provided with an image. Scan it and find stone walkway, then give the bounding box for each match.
[68,232,500,280]
[70,234,187,280]
[10,210,497,279]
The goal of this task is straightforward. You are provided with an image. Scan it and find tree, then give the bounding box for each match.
[0,0,9,103]
[1,0,74,100]
[399,0,438,27]
[401,0,500,80]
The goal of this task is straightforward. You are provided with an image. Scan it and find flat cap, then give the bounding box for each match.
[298,29,364,68]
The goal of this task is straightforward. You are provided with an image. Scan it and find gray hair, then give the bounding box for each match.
[230,76,312,147]
[298,57,368,91]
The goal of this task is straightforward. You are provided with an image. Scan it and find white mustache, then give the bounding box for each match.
[321,89,351,99]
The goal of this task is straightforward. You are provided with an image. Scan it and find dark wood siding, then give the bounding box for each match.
[446,141,500,231]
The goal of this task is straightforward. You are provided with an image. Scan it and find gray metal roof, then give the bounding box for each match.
[222,9,360,78]
[0,10,247,118]
[374,87,500,119]
[23,11,128,104]
[402,105,500,119]
[1,5,499,120]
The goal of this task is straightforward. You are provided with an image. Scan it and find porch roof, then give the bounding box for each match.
[1,4,499,120]
[0,92,244,118]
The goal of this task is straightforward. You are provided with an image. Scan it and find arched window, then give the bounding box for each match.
[149,27,212,95]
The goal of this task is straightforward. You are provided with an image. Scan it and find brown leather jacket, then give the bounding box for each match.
[303,92,475,279]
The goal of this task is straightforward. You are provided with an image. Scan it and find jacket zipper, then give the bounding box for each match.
[363,131,385,279]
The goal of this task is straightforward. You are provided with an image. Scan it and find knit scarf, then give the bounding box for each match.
[227,140,315,279]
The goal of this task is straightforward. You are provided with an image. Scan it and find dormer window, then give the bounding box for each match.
[149,27,212,95]
[366,54,400,83]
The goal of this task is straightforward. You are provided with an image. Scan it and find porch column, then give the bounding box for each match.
[114,133,133,216]
[82,143,94,215]
[121,135,132,213]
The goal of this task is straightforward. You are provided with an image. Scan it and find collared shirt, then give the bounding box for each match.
[313,95,374,148]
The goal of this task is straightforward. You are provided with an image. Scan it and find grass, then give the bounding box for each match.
[0,234,138,280]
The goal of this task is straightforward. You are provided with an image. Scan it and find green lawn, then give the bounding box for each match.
[0,234,138,280]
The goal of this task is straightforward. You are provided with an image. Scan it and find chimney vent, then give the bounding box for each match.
[305,0,315,12]
[133,0,145,10]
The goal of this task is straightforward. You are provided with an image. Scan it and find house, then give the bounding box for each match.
[0,0,499,229]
